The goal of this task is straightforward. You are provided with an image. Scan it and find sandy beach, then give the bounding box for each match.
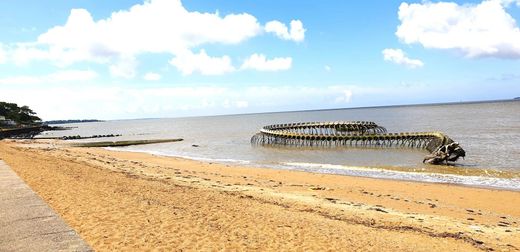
[0,139,519,251]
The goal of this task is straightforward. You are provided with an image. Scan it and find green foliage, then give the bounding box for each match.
[0,102,41,125]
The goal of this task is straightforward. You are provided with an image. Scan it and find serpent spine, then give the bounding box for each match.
[251,121,465,164]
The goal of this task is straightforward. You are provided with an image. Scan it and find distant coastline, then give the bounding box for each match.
[44,119,103,125]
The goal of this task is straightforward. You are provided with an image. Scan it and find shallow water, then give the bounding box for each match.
[40,100,520,190]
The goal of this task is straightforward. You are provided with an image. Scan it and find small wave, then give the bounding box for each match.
[103,148,519,191]
[104,147,164,156]
[281,162,520,191]
[104,147,251,165]
[186,156,251,165]
[284,162,385,172]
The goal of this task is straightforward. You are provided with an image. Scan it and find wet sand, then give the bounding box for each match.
[0,139,519,251]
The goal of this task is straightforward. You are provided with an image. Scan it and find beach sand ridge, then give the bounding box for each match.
[1,140,519,251]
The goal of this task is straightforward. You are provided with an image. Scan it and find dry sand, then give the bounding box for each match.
[1,139,519,251]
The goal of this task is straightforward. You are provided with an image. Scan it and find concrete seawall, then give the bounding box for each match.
[0,160,92,251]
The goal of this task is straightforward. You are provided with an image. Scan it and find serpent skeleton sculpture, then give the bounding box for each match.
[250,121,465,165]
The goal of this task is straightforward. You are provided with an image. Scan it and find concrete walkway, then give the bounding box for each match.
[0,160,92,252]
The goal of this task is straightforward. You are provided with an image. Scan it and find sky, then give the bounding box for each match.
[0,0,519,120]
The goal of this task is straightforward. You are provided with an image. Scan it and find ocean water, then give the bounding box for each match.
[39,100,520,190]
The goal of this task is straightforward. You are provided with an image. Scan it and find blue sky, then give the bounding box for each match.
[0,0,519,120]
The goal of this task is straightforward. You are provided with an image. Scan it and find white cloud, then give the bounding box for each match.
[396,0,520,58]
[170,50,235,75]
[265,20,305,42]
[241,53,292,71]
[12,42,107,66]
[31,2,261,63]
[109,55,137,79]
[382,48,424,68]
[7,0,304,76]
[3,80,518,120]
[143,72,161,81]
[0,70,98,85]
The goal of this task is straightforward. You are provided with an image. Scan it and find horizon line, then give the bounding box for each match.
[47,97,518,122]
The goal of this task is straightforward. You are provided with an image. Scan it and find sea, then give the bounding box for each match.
[39,100,520,190]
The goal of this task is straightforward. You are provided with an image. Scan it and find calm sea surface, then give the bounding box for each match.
[40,100,520,190]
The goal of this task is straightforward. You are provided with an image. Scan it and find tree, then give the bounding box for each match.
[0,102,41,125]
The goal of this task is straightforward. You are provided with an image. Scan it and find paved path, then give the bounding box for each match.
[0,160,92,251]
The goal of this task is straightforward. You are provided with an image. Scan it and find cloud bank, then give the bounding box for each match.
[0,84,354,120]
[2,80,514,120]
[170,50,235,76]
[396,0,520,58]
[7,0,305,76]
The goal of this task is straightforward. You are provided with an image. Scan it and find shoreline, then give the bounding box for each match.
[107,146,520,192]
[1,139,519,250]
